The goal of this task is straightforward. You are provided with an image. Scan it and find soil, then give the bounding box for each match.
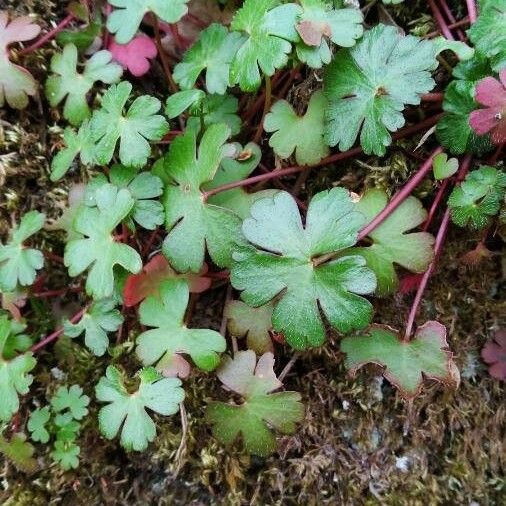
[0,1,504,505]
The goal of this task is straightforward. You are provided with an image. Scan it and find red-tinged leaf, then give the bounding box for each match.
[399,273,423,294]
[296,20,330,46]
[460,242,492,267]
[0,12,40,48]
[481,329,506,380]
[1,291,27,321]
[109,35,157,77]
[469,70,506,145]
[123,254,211,307]
[156,352,191,379]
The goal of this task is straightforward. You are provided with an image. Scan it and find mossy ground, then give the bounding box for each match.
[0,1,504,505]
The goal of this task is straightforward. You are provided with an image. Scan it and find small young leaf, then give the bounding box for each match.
[109,35,157,77]
[64,184,142,299]
[54,412,81,442]
[45,44,123,126]
[0,431,37,473]
[231,190,376,349]
[107,0,190,44]
[51,384,90,420]
[27,406,50,443]
[57,14,102,52]
[225,300,274,354]
[295,0,363,68]
[432,153,459,180]
[0,211,45,292]
[448,166,506,229]
[265,90,329,165]
[0,317,36,422]
[123,254,211,308]
[469,70,506,145]
[50,121,96,181]
[206,351,304,456]
[136,279,226,375]
[173,23,244,94]
[341,321,459,399]
[95,365,184,451]
[64,299,123,356]
[0,12,41,109]
[324,24,437,156]
[50,440,80,470]
[230,0,300,91]
[481,329,506,380]
[161,124,246,272]
[468,0,506,71]
[90,81,169,168]
[345,189,434,295]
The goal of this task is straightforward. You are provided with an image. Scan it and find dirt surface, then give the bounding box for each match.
[0,1,504,505]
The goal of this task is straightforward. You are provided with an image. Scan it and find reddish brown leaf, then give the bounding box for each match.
[481,329,506,380]
[296,20,331,47]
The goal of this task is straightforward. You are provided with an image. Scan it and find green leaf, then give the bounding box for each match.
[136,279,226,375]
[165,89,205,119]
[436,80,493,155]
[341,321,459,398]
[174,24,244,94]
[161,124,246,272]
[186,94,242,137]
[51,384,90,420]
[264,90,329,165]
[0,211,44,292]
[54,412,81,442]
[50,440,80,469]
[45,44,123,126]
[0,317,36,422]
[324,24,437,156]
[90,81,169,168]
[230,0,300,91]
[206,350,304,456]
[50,121,96,181]
[107,0,190,44]
[87,165,164,231]
[432,37,475,62]
[64,184,143,299]
[27,407,50,443]
[448,166,506,229]
[204,142,278,219]
[95,365,184,451]
[64,299,123,356]
[2,319,31,360]
[56,15,102,52]
[345,189,434,296]
[225,300,274,354]
[468,0,506,71]
[0,431,37,473]
[294,0,363,68]
[231,190,376,349]
[432,153,459,180]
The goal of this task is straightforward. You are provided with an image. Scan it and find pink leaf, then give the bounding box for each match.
[481,329,506,380]
[0,11,40,50]
[108,35,157,77]
[469,70,506,145]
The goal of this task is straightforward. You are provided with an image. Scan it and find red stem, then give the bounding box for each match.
[421,92,444,102]
[428,0,455,40]
[439,0,466,40]
[204,114,442,200]
[404,155,472,341]
[422,178,450,231]
[19,14,75,55]
[357,147,443,241]
[31,307,87,353]
[426,17,470,39]
[466,0,478,23]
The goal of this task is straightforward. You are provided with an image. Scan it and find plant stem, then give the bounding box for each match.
[152,14,178,94]
[31,307,87,353]
[279,353,300,381]
[204,114,442,200]
[426,17,470,39]
[439,0,466,40]
[466,0,478,23]
[19,14,75,55]
[357,147,443,241]
[403,155,471,341]
[421,92,444,102]
[428,0,455,40]
[253,75,272,144]
[422,178,450,231]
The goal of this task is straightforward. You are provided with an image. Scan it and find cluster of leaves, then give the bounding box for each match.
[28,385,89,469]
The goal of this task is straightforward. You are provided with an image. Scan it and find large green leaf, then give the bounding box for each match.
[136,279,226,376]
[206,350,304,456]
[231,189,376,349]
[345,189,434,296]
[341,321,459,398]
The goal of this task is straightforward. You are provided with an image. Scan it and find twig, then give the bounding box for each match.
[31,307,87,352]
[19,14,75,55]
[466,0,478,23]
[404,155,472,341]
[279,353,300,382]
[428,0,455,40]
[253,75,272,144]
